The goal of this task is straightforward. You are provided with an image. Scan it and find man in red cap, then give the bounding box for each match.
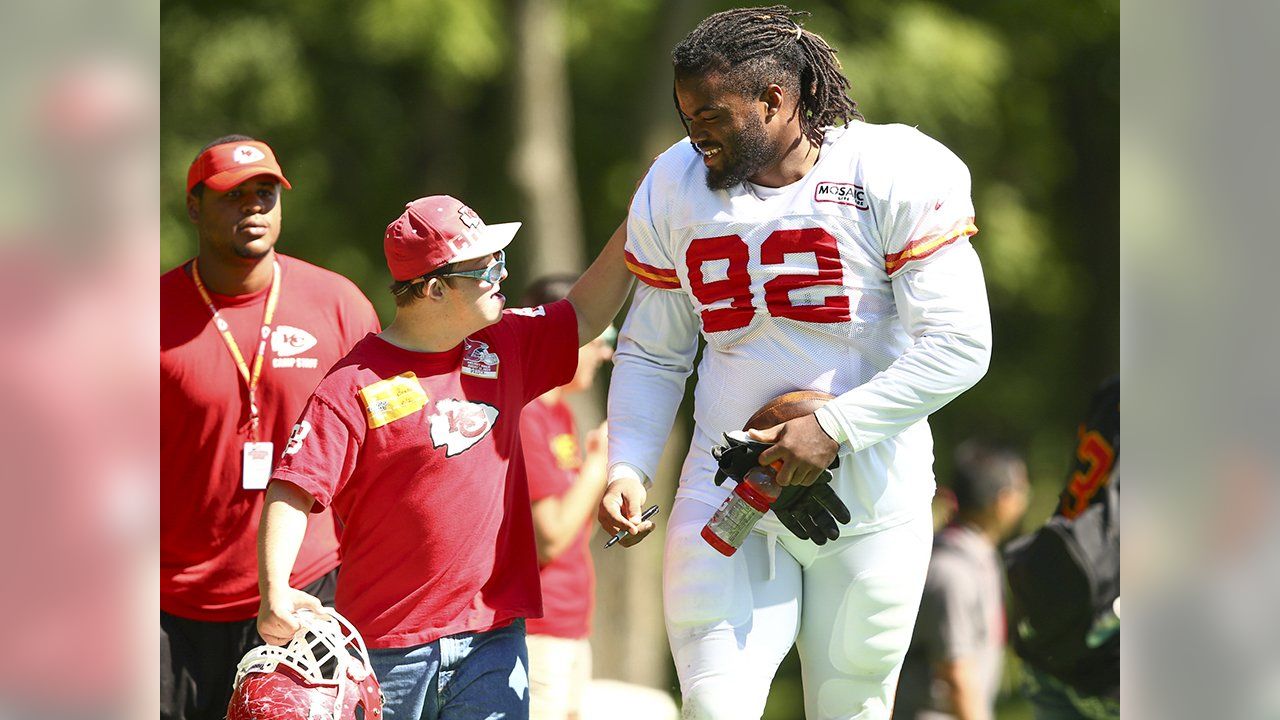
[161,135,381,720]
[255,195,632,720]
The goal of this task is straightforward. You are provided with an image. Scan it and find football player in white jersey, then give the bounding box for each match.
[597,6,993,719]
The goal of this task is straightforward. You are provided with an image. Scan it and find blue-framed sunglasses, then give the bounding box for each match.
[429,250,506,285]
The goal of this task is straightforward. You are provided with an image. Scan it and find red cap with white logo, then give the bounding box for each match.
[187,140,292,193]
[383,195,521,281]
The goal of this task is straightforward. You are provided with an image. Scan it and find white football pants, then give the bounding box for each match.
[662,496,933,720]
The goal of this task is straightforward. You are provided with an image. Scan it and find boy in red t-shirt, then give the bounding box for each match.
[256,195,632,720]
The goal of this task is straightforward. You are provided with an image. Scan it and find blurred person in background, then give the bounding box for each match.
[894,441,1030,720]
[160,135,380,720]
[1005,377,1118,720]
[518,274,612,720]
[0,55,157,719]
[598,5,992,718]
[255,196,633,720]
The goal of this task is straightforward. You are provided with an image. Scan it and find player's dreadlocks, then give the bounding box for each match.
[672,5,861,146]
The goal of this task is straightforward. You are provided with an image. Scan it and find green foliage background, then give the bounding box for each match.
[162,1,1117,715]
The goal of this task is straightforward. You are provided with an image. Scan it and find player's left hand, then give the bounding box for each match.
[750,414,841,487]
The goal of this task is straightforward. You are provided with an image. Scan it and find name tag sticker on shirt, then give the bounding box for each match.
[242,441,274,490]
[359,373,429,429]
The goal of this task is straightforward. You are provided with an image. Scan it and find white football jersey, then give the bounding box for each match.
[609,122,992,535]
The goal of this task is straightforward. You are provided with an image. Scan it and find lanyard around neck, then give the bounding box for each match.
[191,258,282,440]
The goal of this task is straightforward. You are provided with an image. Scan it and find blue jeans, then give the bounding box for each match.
[369,619,530,720]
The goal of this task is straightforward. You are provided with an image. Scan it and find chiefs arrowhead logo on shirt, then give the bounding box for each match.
[461,338,500,379]
[272,325,318,356]
[271,325,321,369]
[429,399,499,457]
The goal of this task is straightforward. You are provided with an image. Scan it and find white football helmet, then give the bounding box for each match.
[227,608,382,720]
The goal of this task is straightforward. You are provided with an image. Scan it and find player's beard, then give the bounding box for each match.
[704,115,775,191]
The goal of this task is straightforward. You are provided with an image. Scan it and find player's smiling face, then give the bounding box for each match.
[675,72,777,190]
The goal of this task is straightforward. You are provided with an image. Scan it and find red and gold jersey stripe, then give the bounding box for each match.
[885,218,978,276]
[625,249,681,289]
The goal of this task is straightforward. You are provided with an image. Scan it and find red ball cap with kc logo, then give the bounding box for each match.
[384,196,521,281]
[187,140,292,194]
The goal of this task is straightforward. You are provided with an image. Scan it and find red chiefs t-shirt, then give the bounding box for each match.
[161,254,380,621]
[272,300,579,649]
[520,399,596,639]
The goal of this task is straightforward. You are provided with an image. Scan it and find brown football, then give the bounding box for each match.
[743,390,835,431]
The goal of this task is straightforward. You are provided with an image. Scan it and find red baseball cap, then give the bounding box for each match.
[186,140,292,193]
[384,196,521,281]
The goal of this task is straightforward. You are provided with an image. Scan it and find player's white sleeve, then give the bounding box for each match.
[814,241,992,451]
[607,282,700,485]
[876,128,978,279]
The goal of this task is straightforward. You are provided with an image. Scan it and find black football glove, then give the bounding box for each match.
[772,483,852,545]
[712,432,779,486]
[710,432,850,546]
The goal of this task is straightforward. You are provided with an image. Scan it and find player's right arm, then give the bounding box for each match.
[598,165,701,545]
